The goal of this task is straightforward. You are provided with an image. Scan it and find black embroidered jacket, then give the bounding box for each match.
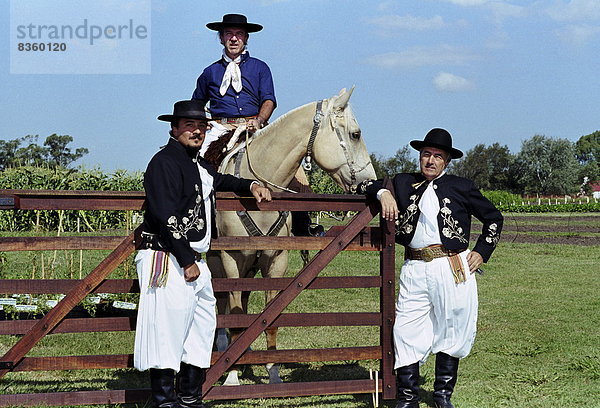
[142,138,254,268]
[359,173,503,262]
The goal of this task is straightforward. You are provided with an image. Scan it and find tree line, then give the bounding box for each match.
[370,131,600,196]
[0,134,88,170]
[1,131,599,196]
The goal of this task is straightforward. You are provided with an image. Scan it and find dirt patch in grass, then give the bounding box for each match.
[472,214,599,246]
[498,233,598,246]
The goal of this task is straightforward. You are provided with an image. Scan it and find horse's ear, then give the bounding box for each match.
[333,86,355,110]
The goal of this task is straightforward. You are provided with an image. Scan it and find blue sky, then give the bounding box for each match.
[2,0,599,172]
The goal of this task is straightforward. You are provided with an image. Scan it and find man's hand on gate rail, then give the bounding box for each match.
[251,182,272,203]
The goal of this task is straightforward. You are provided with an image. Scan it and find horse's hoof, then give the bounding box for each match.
[266,363,283,384]
[223,370,240,386]
[215,328,229,352]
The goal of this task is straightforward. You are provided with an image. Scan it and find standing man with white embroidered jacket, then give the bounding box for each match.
[358,128,503,408]
[134,100,271,408]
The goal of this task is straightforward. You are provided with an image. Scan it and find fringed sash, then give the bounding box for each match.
[149,251,170,288]
[448,254,467,284]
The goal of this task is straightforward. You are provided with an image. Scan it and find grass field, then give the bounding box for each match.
[0,213,598,407]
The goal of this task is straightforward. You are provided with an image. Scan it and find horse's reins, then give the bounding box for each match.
[243,128,297,193]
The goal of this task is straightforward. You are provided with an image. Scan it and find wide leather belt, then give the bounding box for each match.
[140,231,164,250]
[140,232,203,260]
[211,116,257,125]
[405,245,464,262]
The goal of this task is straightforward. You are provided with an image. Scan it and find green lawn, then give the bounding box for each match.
[0,215,599,407]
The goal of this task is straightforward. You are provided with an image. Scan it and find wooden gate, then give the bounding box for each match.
[0,188,397,406]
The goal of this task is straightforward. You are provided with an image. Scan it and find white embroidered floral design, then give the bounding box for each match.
[396,194,419,235]
[440,198,468,243]
[357,180,374,195]
[485,223,500,245]
[167,184,205,239]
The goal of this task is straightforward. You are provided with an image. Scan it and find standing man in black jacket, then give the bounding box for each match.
[134,100,271,408]
[359,128,503,408]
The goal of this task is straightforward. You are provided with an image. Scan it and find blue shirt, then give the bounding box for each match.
[192,52,276,118]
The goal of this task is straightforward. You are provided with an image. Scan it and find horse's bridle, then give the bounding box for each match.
[303,99,371,194]
[302,100,323,172]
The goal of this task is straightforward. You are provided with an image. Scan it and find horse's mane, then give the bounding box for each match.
[258,102,307,133]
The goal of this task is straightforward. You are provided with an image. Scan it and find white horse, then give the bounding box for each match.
[207,87,376,385]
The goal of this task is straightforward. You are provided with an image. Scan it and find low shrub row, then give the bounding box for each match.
[496,203,600,213]
[483,190,599,213]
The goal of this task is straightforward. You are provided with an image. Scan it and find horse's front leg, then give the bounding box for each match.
[259,249,288,384]
[220,250,255,386]
[207,250,230,352]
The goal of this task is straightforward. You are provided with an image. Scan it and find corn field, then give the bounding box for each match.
[0,165,143,231]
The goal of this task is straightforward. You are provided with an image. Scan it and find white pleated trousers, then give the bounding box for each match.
[134,249,217,372]
[393,249,478,368]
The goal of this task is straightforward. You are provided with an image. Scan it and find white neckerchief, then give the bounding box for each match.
[219,49,246,96]
[409,172,446,249]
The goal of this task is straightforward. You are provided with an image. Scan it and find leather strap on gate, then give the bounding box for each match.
[234,149,290,237]
[236,209,290,237]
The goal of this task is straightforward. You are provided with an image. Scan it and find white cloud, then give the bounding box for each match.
[368,45,478,69]
[443,0,489,6]
[488,2,527,19]
[259,0,289,5]
[368,14,446,31]
[547,0,600,22]
[555,24,600,46]
[484,29,510,49]
[433,72,475,92]
[377,1,397,11]
[446,0,490,7]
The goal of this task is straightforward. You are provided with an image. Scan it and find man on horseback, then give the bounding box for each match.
[359,129,503,408]
[192,13,275,155]
[134,100,271,408]
[191,13,322,239]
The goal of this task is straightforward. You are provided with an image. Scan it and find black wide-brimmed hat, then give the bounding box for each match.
[206,14,263,33]
[157,100,207,122]
[410,128,463,159]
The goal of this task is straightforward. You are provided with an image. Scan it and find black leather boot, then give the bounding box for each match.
[395,362,420,408]
[433,353,460,408]
[150,368,182,408]
[177,362,206,408]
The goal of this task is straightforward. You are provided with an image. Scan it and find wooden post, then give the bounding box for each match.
[380,178,397,400]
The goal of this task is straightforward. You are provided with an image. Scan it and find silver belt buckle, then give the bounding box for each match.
[421,247,435,262]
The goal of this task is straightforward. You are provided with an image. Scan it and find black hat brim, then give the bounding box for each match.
[157,114,208,122]
[206,22,263,33]
[410,140,463,159]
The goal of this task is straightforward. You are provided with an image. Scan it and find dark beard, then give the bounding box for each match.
[184,145,201,157]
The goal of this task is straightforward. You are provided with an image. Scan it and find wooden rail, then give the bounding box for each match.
[0,188,397,405]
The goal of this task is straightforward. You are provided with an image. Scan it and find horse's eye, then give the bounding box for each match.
[351,131,361,140]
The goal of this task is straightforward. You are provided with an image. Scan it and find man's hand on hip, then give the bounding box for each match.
[183,263,200,282]
[466,251,483,273]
